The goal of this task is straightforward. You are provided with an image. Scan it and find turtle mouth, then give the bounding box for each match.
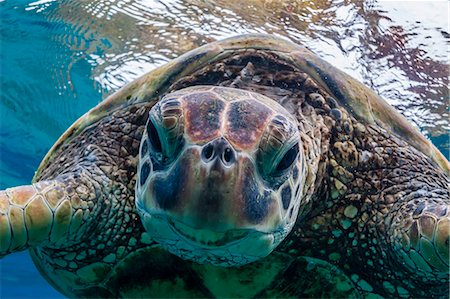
[169,219,249,248]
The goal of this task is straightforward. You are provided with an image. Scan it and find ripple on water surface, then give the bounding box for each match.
[22,0,449,138]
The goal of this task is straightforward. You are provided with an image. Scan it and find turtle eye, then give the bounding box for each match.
[257,115,299,180]
[147,119,163,153]
[146,99,185,166]
[257,141,299,183]
[275,143,299,173]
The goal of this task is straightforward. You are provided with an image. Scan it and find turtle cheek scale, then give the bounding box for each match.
[138,148,198,215]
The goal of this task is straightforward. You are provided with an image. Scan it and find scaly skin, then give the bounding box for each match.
[0,36,448,298]
[0,168,110,258]
[277,97,450,297]
[0,180,73,255]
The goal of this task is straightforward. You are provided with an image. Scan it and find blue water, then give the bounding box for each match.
[1,1,100,298]
[0,0,448,298]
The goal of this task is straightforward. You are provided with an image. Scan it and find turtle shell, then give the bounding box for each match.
[34,34,449,180]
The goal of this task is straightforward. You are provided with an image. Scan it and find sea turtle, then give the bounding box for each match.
[0,34,449,298]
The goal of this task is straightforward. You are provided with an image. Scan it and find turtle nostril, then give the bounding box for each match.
[201,144,215,161]
[201,139,236,165]
[222,147,235,164]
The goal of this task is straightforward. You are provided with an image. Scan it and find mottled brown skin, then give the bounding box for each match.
[1,43,448,298]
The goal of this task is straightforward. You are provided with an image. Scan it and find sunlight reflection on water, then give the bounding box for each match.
[31,0,448,136]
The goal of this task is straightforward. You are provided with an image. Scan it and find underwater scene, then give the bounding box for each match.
[0,0,449,298]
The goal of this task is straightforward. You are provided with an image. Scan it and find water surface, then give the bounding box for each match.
[1,0,448,298]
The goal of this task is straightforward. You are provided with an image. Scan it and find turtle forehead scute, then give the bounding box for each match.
[183,92,226,143]
[225,99,273,151]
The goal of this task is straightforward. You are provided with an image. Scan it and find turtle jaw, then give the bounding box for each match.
[137,210,283,267]
[169,219,249,248]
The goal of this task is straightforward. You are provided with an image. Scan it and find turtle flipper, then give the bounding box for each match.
[0,180,77,257]
[388,187,449,278]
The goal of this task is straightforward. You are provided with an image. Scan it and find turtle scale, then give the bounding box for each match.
[34,34,449,181]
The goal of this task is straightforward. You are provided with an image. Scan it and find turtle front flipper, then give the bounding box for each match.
[386,178,449,286]
[0,179,81,257]
[357,134,449,297]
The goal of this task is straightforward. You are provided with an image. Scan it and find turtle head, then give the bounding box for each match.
[135,86,305,266]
